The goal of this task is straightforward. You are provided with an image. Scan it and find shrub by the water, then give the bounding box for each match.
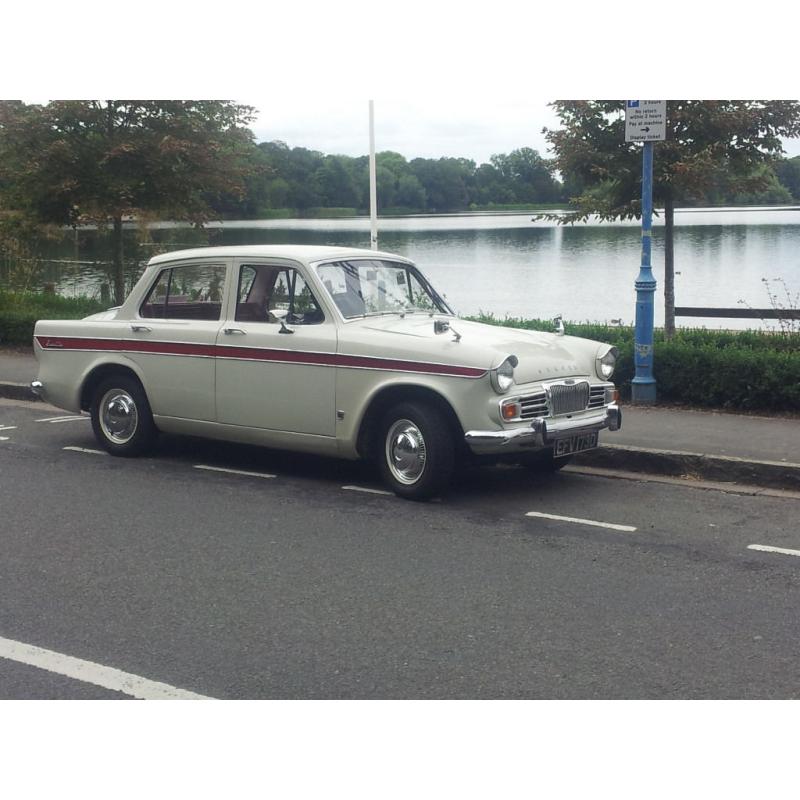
[0,291,106,346]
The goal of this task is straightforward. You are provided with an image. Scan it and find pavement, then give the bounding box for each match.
[2,346,798,491]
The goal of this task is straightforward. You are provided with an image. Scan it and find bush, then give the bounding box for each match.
[470,314,800,413]
[0,291,106,346]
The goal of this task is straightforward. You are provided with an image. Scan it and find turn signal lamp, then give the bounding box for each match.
[501,400,521,421]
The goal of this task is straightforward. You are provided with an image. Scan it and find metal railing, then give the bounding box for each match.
[675,307,800,320]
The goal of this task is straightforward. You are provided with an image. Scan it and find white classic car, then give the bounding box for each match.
[32,245,621,499]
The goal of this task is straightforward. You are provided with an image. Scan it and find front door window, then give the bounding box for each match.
[235,264,324,325]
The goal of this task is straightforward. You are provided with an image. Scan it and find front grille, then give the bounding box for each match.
[548,381,590,416]
[518,381,612,420]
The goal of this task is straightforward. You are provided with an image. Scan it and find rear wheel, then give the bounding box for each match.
[90,374,158,457]
[378,401,455,500]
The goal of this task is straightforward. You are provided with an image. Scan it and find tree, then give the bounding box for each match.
[410,157,472,211]
[315,155,361,208]
[544,101,800,336]
[395,174,426,209]
[775,155,800,201]
[489,148,561,203]
[0,100,257,303]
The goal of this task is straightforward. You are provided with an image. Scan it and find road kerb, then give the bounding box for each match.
[573,443,800,492]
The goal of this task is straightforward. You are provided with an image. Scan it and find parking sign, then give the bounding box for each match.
[625,100,667,142]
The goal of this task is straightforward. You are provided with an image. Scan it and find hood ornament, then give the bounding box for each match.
[553,314,565,336]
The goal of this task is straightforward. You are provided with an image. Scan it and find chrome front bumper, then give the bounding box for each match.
[464,405,622,456]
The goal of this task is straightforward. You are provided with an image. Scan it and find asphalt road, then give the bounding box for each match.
[1,398,799,699]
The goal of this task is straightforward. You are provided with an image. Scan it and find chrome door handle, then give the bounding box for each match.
[223,328,246,335]
[130,324,151,332]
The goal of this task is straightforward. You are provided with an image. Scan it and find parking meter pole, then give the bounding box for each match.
[631,140,657,404]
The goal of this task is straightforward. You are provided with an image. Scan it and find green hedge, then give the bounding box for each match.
[0,291,106,346]
[471,314,800,413]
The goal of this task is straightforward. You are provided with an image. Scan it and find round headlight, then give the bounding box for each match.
[491,356,518,394]
[596,346,618,380]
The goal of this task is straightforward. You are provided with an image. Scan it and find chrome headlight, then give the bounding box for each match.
[596,346,618,380]
[490,355,518,394]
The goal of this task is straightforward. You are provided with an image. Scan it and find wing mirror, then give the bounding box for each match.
[434,319,461,342]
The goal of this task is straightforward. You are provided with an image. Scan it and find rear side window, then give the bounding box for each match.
[140,264,226,320]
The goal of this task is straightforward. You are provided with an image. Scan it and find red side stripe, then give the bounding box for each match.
[36,336,487,379]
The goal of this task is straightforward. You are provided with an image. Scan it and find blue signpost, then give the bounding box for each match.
[625,100,666,405]
[632,141,657,403]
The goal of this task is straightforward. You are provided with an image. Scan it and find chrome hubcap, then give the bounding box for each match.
[386,419,427,485]
[99,389,138,444]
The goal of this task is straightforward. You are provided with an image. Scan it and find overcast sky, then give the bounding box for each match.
[245,100,561,163]
[245,99,800,164]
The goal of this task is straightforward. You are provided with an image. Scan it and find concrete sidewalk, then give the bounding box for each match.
[2,347,798,490]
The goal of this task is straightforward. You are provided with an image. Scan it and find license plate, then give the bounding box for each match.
[554,432,598,457]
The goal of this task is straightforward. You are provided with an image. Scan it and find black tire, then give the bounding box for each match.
[378,401,455,500]
[90,373,158,457]
[519,448,572,472]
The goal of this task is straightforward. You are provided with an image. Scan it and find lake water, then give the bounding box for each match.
[9,206,800,329]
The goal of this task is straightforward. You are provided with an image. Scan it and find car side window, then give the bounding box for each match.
[235,265,324,324]
[140,264,226,320]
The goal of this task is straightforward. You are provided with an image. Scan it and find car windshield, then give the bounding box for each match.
[316,259,452,319]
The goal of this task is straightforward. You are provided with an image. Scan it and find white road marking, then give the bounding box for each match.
[63,446,107,455]
[194,464,276,479]
[0,436,9,442]
[0,635,212,700]
[47,416,89,424]
[747,544,800,558]
[37,414,86,423]
[525,511,637,532]
[0,425,17,431]
[342,485,393,496]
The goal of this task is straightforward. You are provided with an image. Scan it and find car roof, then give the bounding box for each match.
[148,245,413,267]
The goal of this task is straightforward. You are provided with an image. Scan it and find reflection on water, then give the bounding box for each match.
[3,208,798,330]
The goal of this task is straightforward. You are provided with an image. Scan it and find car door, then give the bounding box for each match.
[132,259,229,421]
[215,259,338,436]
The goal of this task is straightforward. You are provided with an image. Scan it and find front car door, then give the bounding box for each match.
[215,259,338,436]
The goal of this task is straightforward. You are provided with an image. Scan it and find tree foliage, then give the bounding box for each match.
[237,143,561,215]
[774,155,800,201]
[545,101,800,219]
[0,100,258,302]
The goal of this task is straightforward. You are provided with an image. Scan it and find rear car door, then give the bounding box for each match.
[132,259,229,421]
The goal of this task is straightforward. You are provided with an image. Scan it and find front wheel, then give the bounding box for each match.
[90,374,158,457]
[378,401,455,500]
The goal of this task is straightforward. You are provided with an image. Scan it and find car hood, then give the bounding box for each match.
[351,315,598,383]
